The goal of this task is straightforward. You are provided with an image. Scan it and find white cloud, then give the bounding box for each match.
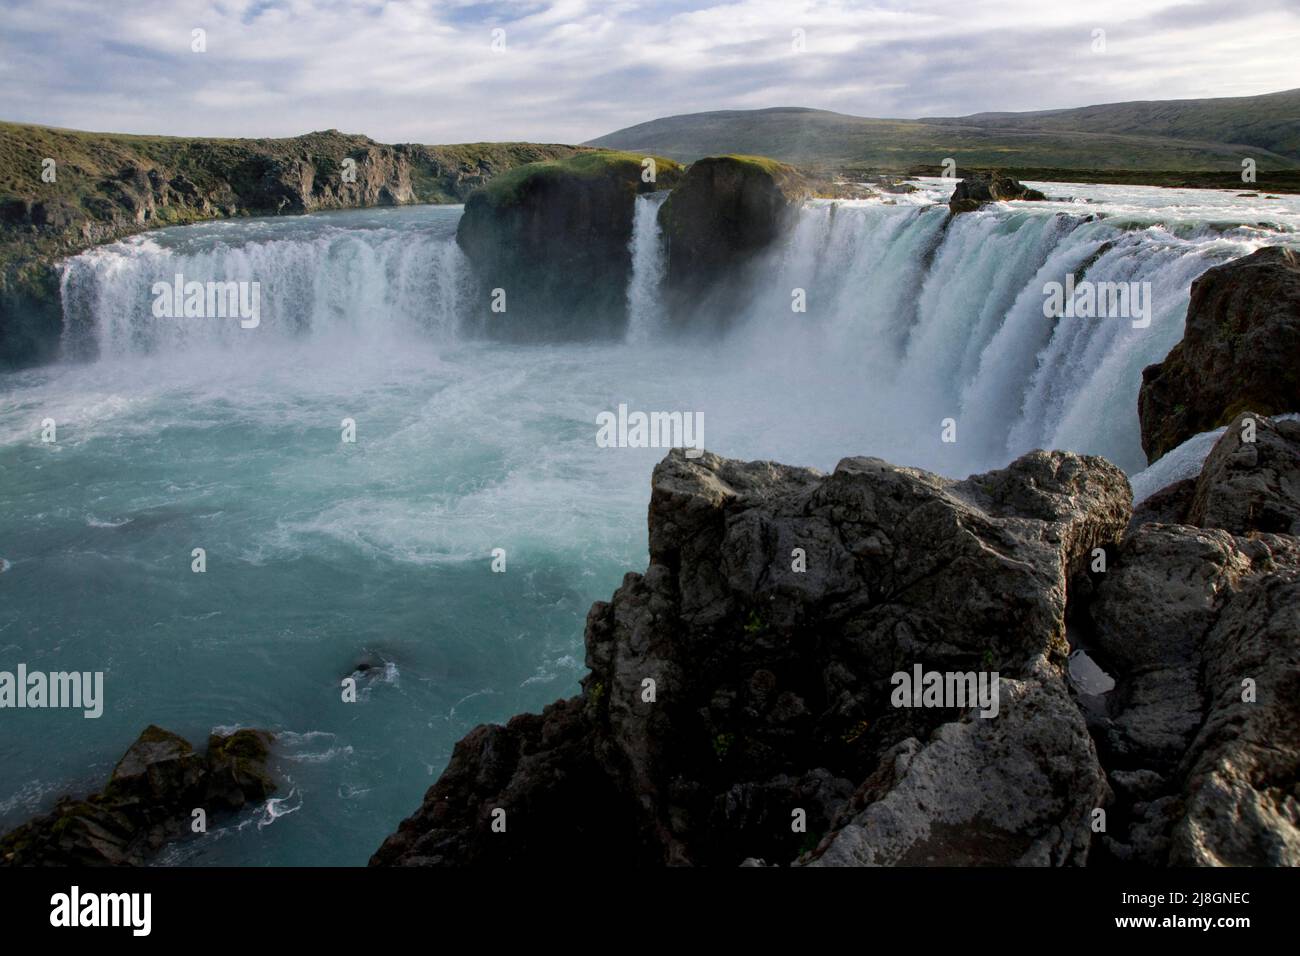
[0,0,1295,143]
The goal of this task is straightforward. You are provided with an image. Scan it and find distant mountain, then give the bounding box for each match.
[586,90,1300,173]
[923,89,1300,163]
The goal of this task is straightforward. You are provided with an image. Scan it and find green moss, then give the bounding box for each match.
[743,609,765,635]
[797,831,822,856]
[711,732,736,760]
[479,150,683,207]
[841,719,870,745]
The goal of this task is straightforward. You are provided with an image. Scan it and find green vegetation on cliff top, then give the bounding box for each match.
[478,150,684,206]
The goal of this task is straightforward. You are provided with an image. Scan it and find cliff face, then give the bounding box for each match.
[454,151,682,340]
[0,122,583,367]
[1139,246,1300,463]
[373,416,1300,867]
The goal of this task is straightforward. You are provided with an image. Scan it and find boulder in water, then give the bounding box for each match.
[948,171,1047,214]
[657,155,812,324]
[0,725,276,866]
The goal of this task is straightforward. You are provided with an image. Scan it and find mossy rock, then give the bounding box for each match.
[1,723,278,866]
[656,154,812,326]
[455,150,683,340]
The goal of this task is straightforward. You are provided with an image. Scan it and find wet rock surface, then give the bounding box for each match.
[0,725,275,866]
[948,171,1047,214]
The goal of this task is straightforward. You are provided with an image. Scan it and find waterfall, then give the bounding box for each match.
[625,192,669,343]
[726,199,1289,472]
[53,192,1295,474]
[59,209,471,360]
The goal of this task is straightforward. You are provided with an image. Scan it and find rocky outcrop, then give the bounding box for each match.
[948,171,1047,214]
[373,447,1133,866]
[806,668,1106,866]
[0,121,583,367]
[454,151,682,340]
[655,155,820,327]
[376,405,1300,867]
[1139,246,1300,463]
[1089,413,1300,865]
[1087,526,1300,865]
[1130,412,1300,534]
[0,725,275,866]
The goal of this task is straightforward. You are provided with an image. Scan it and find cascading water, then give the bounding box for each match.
[3,180,1298,866]
[721,184,1297,473]
[59,206,472,359]
[625,192,669,343]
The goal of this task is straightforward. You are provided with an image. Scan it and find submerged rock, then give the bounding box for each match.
[948,171,1047,214]
[1139,246,1300,463]
[0,725,275,866]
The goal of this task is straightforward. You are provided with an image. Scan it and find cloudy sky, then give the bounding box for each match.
[2,0,1297,144]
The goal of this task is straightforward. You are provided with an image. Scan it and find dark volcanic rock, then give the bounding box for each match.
[1100,412,1300,864]
[658,156,810,307]
[948,171,1047,214]
[1139,246,1300,463]
[455,151,682,341]
[1131,476,1197,528]
[805,668,1107,866]
[0,725,275,866]
[373,447,1132,867]
[1087,526,1300,865]
[1131,412,1300,535]
[1188,412,1300,535]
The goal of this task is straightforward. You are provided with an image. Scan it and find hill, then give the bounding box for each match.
[586,91,1300,175]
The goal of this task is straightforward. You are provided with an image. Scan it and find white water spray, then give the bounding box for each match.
[625,192,669,343]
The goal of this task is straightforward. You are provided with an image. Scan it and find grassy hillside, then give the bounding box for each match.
[587,92,1300,177]
[923,88,1300,162]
